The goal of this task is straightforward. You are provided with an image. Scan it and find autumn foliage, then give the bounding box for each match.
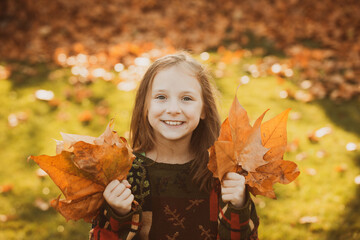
[208,95,300,198]
[1,0,359,101]
[29,120,135,222]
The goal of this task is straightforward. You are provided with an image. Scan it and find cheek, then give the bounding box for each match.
[183,103,204,119]
[148,104,162,116]
[147,102,163,124]
[147,109,157,129]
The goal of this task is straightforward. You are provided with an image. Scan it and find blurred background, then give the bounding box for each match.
[0,0,359,239]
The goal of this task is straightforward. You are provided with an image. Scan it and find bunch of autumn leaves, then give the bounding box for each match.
[29,119,135,222]
[208,96,299,199]
[29,96,299,222]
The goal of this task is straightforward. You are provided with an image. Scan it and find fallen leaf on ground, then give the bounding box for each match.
[305,168,317,176]
[295,152,308,161]
[299,216,319,224]
[308,126,333,142]
[316,150,327,158]
[34,198,50,211]
[0,184,13,193]
[286,138,299,152]
[78,110,93,123]
[0,214,17,222]
[29,119,135,222]
[334,164,347,173]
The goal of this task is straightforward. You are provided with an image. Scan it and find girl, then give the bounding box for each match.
[90,53,259,240]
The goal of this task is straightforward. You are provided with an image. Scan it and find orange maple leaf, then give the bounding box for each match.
[29,119,135,222]
[208,95,300,199]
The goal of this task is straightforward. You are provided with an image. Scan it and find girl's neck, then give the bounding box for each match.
[146,137,194,164]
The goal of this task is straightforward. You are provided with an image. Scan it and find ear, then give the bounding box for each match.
[200,109,206,120]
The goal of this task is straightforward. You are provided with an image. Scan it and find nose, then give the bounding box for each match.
[166,99,181,115]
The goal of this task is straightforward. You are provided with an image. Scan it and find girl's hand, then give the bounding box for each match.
[221,172,246,208]
[103,179,134,216]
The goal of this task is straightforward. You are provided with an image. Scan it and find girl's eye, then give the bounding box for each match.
[155,95,166,100]
[182,96,192,101]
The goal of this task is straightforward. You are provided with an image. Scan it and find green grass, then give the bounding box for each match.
[0,53,359,239]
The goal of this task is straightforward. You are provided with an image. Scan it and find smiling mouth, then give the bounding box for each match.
[162,120,184,126]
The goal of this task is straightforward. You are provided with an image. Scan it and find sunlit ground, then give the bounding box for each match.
[0,50,359,239]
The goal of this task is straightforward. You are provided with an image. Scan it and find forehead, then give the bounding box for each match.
[151,65,201,92]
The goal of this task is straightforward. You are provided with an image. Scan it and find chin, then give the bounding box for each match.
[160,133,189,141]
[162,135,185,141]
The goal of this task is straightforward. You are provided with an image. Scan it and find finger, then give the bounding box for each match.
[221,187,243,195]
[222,179,244,188]
[116,194,134,210]
[123,193,134,204]
[111,184,126,197]
[118,188,132,201]
[104,180,120,196]
[221,193,233,203]
[222,180,238,187]
[123,194,134,206]
[115,193,134,209]
[224,172,245,181]
[122,179,131,188]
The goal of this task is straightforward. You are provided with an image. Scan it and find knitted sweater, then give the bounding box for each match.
[90,153,259,240]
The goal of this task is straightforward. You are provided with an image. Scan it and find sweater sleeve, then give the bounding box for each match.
[217,189,259,240]
[89,201,142,240]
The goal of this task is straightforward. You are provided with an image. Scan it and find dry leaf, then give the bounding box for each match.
[286,138,299,152]
[2,1,359,101]
[208,94,300,198]
[0,65,11,79]
[299,216,319,224]
[316,150,327,158]
[295,152,308,161]
[334,164,347,173]
[78,110,93,123]
[29,119,135,222]
[0,184,13,193]
[34,198,50,211]
[305,168,317,176]
[0,214,17,222]
[308,126,332,142]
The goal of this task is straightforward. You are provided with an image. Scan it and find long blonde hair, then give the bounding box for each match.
[129,52,221,192]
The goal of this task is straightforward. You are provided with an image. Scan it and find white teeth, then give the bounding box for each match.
[164,121,183,126]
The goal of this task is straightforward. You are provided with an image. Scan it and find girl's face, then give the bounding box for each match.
[147,65,205,144]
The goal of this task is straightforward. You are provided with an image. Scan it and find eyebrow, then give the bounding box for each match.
[152,89,198,94]
[152,89,166,93]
